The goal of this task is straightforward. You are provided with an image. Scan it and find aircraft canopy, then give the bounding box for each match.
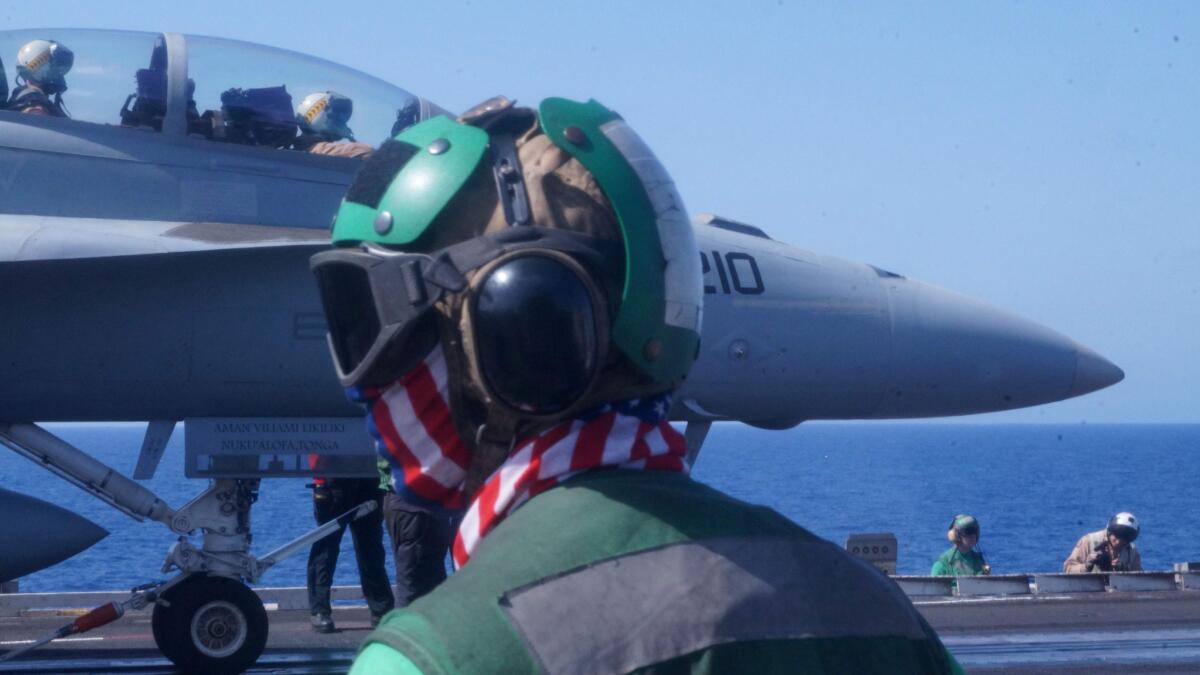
[0,29,442,147]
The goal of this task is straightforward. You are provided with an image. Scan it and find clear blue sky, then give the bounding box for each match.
[10,2,1197,423]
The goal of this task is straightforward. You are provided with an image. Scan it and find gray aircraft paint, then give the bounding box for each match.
[680,220,1121,427]
[0,487,107,582]
[0,113,359,230]
[0,218,1120,425]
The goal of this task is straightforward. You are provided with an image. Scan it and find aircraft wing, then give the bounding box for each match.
[0,214,328,262]
[0,244,351,421]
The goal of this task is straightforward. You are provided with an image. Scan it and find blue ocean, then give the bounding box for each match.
[4,423,1197,592]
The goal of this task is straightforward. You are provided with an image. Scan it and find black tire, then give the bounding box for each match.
[150,574,268,674]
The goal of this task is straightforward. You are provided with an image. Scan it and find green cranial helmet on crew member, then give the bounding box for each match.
[949,514,979,542]
[313,97,703,435]
[932,513,988,578]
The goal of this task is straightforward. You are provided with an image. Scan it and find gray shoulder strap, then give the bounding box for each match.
[499,536,930,675]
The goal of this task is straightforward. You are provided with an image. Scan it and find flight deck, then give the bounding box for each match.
[3,584,1200,673]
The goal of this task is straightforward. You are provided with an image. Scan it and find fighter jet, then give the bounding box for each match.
[0,28,1122,672]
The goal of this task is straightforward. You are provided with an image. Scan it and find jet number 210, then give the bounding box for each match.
[700,251,764,295]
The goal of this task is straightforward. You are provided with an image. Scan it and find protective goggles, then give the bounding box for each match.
[311,227,614,415]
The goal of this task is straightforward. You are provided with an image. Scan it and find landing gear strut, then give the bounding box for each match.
[0,422,380,672]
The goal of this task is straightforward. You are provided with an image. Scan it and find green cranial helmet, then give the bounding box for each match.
[329,97,703,389]
[952,515,980,537]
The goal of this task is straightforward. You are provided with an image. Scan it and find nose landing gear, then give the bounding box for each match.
[0,423,380,672]
[151,574,268,674]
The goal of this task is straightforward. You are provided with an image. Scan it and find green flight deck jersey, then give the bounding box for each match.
[931,547,988,577]
[353,471,962,674]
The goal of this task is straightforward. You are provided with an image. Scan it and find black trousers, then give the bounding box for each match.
[383,492,454,607]
[306,478,395,617]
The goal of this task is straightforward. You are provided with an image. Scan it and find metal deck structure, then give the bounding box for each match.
[2,579,1199,673]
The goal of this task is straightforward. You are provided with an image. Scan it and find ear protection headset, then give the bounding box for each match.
[947,514,980,543]
[312,225,619,419]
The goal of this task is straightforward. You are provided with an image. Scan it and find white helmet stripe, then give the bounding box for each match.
[599,120,703,333]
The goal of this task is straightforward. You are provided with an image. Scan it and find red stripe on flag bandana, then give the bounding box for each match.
[372,396,461,503]
[452,397,687,568]
[570,411,615,470]
[405,360,471,470]
[370,348,467,507]
[360,352,688,569]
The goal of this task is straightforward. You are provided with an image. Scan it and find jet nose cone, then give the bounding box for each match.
[884,278,1124,417]
[1070,344,1125,398]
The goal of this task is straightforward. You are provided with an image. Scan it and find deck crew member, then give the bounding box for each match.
[931,514,990,577]
[1063,511,1143,573]
[8,39,73,117]
[378,456,455,607]
[294,90,373,158]
[305,464,395,633]
[311,95,963,674]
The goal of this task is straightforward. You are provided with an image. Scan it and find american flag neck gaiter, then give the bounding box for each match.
[350,346,470,510]
[350,346,690,569]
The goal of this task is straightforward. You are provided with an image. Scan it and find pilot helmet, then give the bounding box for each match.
[297,91,354,141]
[310,96,703,437]
[392,98,421,138]
[16,39,73,93]
[1107,512,1139,542]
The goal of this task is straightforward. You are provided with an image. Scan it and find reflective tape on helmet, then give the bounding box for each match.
[598,119,702,333]
[539,97,703,387]
[304,96,328,124]
[26,50,50,71]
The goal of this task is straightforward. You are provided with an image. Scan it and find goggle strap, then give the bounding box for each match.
[489,133,531,227]
[426,228,612,294]
[424,251,470,294]
[368,256,441,327]
[399,258,429,304]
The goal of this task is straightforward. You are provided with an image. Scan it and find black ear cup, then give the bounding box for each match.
[471,254,603,415]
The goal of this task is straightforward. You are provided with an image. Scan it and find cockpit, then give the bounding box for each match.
[0,29,447,231]
[0,28,440,149]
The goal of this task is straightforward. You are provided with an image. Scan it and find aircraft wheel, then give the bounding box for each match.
[151,574,268,674]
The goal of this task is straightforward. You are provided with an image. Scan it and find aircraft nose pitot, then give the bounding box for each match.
[1069,344,1125,398]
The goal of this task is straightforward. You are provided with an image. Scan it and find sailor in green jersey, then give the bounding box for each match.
[932,514,991,577]
[310,96,964,674]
